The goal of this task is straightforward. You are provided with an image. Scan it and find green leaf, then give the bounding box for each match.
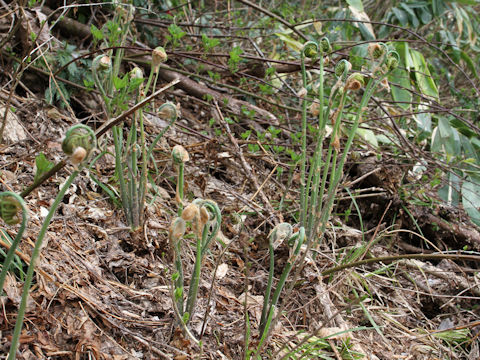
[450,118,477,138]
[167,23,186,40]
[400,3,419,27]
[389,68,412,110]
[460,51,479,79]
[274,32,303,52]
[228,46,243,73]
[462,176,480,227]
[376,134,393,144]
[389,42,412,110]
[432,0,441,16]
[83,79,94,89]
[34,153,55,183]
[438,171,461,205]
[346,0,364,11]
[113,75,128,90]
[432,328,470,343]
[392,7,408,26]
[460,134,480,163]
[409,49,439,99]
[413,105,431,132]
[438,117,451,138]
[418,7,432,24]
[471,137,480,150]
[128,77,144,92]
[397,41,413,69]
[349,5,375,40]
[90,24,104,40]
[436,118,461,156]
[356,128,378,147]
[357,22,375,40]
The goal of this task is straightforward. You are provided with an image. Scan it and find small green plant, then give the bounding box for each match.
[201,34,220,53]
[170,199,222,329]
[252,38,400,356]
[169,147,222,337]
[167,23,187,49]
[282,330,365,359]
[37,41,93,108]
[228,46,243,73]
[298,40,399,246]
[432,328,471,345]
[91,4,176,235]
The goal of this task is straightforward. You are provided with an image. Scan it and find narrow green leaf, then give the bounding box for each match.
[462,176,480,226]
[356,128,378,147]
[409,49,439,99]
[390,42,412,110]
[460,51,479,79]
[392,7,408,26]
[400,3,419,27]
[274,33,303,52]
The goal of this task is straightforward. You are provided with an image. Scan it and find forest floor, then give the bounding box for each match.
[0,3,480,360]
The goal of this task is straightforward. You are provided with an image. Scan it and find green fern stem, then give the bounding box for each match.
[299,50,308,228]
[259,227,305,341]
[184,200,221,324]
[8,168,79,360]
[0,192,28,295]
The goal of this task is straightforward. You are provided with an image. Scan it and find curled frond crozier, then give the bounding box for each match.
[302,41,319,59]
[62,124,96,165]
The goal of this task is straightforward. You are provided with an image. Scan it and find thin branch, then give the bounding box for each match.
[235,0,308,41]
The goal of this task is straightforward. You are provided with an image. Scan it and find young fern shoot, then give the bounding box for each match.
[90,2,173,235]
[255,40,400,356]
[169,149,223,331]
[258,224,305,344]
[6,124,95,360]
